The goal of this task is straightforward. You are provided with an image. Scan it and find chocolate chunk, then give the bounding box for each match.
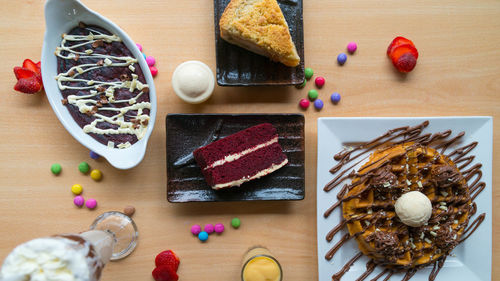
[431,165,462,188]
[142,87,149,94]
[92,40,104,48]
[367,231,401,260]
[370,165,397,190]
[434,226,458,250]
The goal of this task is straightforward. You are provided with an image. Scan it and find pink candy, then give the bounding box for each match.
[191,224,202,235]
[315,76,325,88]
[86,198,97,209]
[146,55,156,67]
[347,42,357,54]
[150,66,158,77]
[74,196,84,207]
[204,224,215,234]
[136,43,143,52]
[299,98,310,109]
[214,223,224,234]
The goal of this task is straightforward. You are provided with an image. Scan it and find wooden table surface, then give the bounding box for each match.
[0,0,498,280]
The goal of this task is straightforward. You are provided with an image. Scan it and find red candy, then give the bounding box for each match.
[299,98,310,109]
[315,76,325,88]
[150,66,158,77]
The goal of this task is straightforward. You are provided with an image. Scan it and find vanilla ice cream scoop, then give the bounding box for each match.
[395,191,432,227]
[172,60,215,104]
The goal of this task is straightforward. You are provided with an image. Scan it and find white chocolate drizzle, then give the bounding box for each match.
[54,25,150,149]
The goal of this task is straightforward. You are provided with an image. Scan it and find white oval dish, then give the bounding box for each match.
[41,0,157,169]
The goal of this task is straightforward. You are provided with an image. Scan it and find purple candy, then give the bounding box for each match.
[331,92,341,104]
[73,196,84,207]
[146,55,156,67]
[347,42,357,53]
[89,151,100,160]
[204,224,215,234]
[314,99,324,110]
[191,224,202,235]
[214,223,225,234]
[86,198,97,209]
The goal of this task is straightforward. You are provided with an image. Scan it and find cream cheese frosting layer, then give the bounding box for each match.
[204,136,279,170]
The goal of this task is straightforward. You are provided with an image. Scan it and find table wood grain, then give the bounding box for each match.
[0,0,498,280]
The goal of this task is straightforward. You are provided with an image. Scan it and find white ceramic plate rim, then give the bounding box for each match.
[316,117,493,281]
[41,0,157,169]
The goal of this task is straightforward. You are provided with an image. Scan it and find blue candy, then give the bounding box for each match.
[198,231,209,242]
[314,99,324,110]
[142,53,147,60]
[337,53,347,65]
[89,151,100,160]
[331,92,341,104]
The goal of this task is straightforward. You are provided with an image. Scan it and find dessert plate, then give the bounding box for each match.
[213,0,305,86]
[166,114,305,202]
[316,117,492,281]
[41,0,157,169]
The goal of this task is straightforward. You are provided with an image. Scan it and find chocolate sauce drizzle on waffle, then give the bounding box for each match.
[322,121,486,281]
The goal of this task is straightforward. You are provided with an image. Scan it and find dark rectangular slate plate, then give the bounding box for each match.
[214,0,305,86]
[166,114,305,202]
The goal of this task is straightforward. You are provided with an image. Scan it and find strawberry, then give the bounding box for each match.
[155,250,180,271]
[393,52,417,73]
[13,67,36,80]
[14,76,42,94]
[387,36,416,57]
[23,59,40,74]
[152,265,179,281]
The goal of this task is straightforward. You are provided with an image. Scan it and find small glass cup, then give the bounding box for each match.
[241,246,283,281]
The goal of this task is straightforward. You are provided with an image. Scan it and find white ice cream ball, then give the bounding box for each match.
[395,191,432,227]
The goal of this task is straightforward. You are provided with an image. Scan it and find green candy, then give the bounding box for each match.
[231,217,241,229]
[308,89,319,100]
[304,67,314,80]
[78,162,90,174]
[295,80,306,89]
[51,163,62,175]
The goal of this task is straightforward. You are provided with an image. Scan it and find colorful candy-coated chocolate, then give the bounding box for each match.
[123,205,135,217]
[150,66,158,77]
[51,163,62,175]
[142,53,147,60]
[304,68,314,80]
[299,98,310,109]
[73,196,84,207]
[191,224,202,235]
[90,169,102,181]
[86,198,97,209]
[71,184,83,195]
[295,79,306,89]
[331,92,341,104]
[214,223,225,233]
[308,89,319,100]
[136,43,143,52]
[204,224,215,234]
[314,99,324,110]
[89,151,100,160]
[146,56,156,67]
[78,162,90,174]
[315,76,325,88]
[337,53,347,65]
[231,218,241,229]
[198,231,209,242]
[347,42,357,54]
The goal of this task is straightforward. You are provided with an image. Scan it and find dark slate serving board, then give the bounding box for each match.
[166,114,305,202]
[213,0,305,86]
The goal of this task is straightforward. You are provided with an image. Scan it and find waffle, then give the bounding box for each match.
[342,143,471,268]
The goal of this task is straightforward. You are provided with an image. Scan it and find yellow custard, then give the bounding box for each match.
[242,247,282,281]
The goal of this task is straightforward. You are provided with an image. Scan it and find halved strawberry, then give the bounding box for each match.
[393,52,417,73]
[14,76,42,94]
[22,59,40,74]
[390,44,419,63]
[387,36,416,57]
[155,250,180,272]
[152,265,179,281]
[13,67,36,80]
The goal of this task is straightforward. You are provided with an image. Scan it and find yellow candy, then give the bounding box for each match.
[90,169,102,181]
[71,184,83,195]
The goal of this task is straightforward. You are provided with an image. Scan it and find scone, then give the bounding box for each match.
[219,0,301,67]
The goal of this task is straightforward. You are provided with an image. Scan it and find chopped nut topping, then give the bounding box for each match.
[78,21,87,28]
[92,39,104,48]
[97,86,106,92]
[96,101,102,107]
[120,73,131,81]
[73,54,80,61]
[99,95,109,104]
[96,60,104,66]
[68,70,75,77]
[142,87,149,94]
[61,99,68,105]
[141,119,149,126]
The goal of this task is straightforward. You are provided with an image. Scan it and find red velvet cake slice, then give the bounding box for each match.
[193,123,288,190]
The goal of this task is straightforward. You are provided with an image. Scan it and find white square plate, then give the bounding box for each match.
[316,117,492,281]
